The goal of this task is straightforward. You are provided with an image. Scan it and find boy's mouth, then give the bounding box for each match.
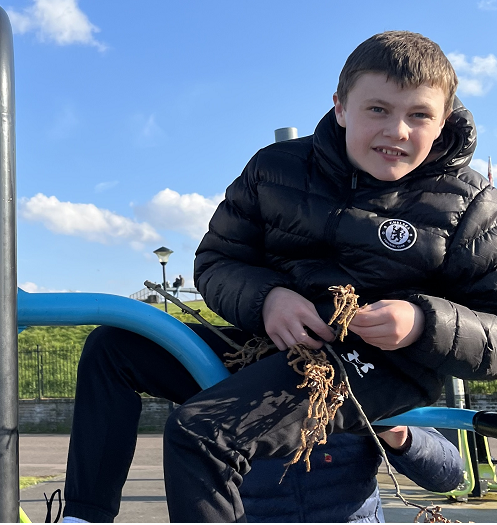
[373,147,406,157]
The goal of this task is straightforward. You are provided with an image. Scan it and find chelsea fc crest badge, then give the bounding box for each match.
[378,219,417,251]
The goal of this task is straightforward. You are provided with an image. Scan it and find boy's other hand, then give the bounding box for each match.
[347,300,424,351]
[262,287,335,351]
[377,426,410,450]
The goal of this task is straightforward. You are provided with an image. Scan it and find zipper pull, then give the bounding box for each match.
[351,170,358,190]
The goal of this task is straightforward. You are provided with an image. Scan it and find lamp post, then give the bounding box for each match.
[153,246,173,312]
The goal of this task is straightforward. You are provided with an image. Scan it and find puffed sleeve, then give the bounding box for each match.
[194,152,292,335]
[406,185,497,380]
[385,427,463,493]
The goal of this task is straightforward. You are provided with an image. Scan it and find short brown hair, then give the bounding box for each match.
[336,31,458,115]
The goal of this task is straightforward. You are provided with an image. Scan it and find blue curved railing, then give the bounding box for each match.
[18,288,230,390]
[380,407,476,430]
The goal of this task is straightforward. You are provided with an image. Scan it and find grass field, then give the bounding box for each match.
[18,299,230,350]
[151,300,231,327]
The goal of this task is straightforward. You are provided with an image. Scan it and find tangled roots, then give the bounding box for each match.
[280,344,348,481]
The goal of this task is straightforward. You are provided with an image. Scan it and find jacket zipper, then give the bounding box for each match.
[324,170,358,243]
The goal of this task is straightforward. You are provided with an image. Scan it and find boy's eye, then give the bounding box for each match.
[412,112,429,119]
[370,106,384,113]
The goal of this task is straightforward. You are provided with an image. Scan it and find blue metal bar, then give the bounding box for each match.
[17,289,230,390]
[378,407,476,430]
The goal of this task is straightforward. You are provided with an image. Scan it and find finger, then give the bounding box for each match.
[280,330,301,350]
[352,329,395,344]
[282,326,322,349]
[350,309,386,327]
[301,313,336,342]
[269,333,289,351]
[348,323,390,338]
[296,334,324,350]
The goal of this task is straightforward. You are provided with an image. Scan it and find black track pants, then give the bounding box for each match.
[63,323,250,522]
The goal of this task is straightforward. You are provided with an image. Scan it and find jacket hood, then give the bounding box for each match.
[312,107,351,178]
[312,96,477,180]
[425,96,477,174]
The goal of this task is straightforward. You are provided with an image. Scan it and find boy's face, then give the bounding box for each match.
[333,73,447,181]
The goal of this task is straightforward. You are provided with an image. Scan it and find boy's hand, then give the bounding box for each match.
[262,287,335,351]
[377,426,410,450]
[347,300,424,351]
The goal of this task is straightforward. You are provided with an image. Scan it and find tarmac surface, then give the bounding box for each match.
[19,434,497,523]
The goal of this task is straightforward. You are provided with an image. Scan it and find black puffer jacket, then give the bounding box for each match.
[195,98,497,396]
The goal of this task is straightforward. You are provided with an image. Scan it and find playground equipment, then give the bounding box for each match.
[0,6,19,522]
[0,7,496,522]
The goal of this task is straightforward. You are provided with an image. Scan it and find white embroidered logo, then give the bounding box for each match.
[378,219,417,251]
[341,350,374,378]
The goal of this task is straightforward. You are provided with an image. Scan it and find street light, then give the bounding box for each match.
[153,246,173,312]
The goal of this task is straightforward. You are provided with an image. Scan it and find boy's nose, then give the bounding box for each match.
[383,118,409,141]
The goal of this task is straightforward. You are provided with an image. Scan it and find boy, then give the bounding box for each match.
[163,30,497,521]
[62,30,489,522]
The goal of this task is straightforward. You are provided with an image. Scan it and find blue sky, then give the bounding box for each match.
[7,0,497,299]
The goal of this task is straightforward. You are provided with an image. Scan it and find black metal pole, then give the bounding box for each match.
[0,7,19,522]
[161,262,167,313]
[37,345,42,400]
[463,380,483,497]
[441,376,459,447]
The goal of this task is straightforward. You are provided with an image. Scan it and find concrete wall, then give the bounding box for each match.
[19,397,173,433]
[19,395,497,433]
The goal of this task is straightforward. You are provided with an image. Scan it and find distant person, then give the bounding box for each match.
[172,275,184,297]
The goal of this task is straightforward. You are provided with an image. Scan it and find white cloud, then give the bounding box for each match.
[7,0,106,51]
[478,0,497,10]
[134,188,224,240]
[448,52,497,96]
[448,53,497,77]
[457,77,487,96]
[95,180,119,193]
[19,281,79,293]
[19,193,161,247]
[470,157,496,180]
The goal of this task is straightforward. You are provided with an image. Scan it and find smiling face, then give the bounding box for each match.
[333,73,447,181]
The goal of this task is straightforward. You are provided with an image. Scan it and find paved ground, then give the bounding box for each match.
[20,434,168,523]
[19,434,497,523]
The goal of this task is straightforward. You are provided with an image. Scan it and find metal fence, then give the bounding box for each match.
[18,345,497,400]
[19,346,80,399]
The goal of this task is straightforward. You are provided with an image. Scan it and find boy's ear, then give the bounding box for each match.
[435,114,449,140]
[333,93,346,128]
[435,108,453,139]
